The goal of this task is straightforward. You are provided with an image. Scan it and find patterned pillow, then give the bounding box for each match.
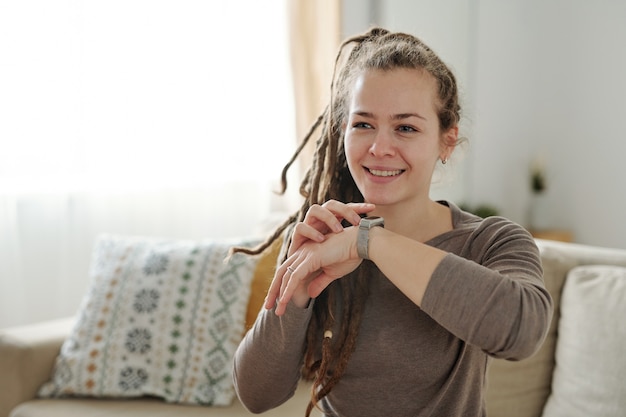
[39,234,260,406]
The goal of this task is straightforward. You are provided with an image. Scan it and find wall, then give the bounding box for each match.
[342,0,626,249]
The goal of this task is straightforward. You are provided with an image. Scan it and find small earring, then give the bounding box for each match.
[441,157,448,165]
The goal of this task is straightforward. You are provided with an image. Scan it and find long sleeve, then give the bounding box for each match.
[421,215,553,360]
[232,300,313,413]
[232,203,554,417]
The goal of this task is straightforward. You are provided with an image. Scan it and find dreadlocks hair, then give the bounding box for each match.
[230,26,462,416]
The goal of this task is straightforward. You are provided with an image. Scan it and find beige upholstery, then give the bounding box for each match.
[0,318,74,417]
[485,239,626,417]
[3,238,626,417]
[9,387,317,417]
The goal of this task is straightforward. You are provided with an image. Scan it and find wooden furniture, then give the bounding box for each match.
[530,229,573,243]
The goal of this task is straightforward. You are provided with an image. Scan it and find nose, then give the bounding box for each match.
[369,130,395,157]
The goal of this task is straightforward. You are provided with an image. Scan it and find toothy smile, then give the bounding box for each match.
[367,168,404,177]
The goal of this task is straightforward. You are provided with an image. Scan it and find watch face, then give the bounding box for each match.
[361,216,384,228]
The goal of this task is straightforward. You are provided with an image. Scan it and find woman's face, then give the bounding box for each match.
[344,68,457,210]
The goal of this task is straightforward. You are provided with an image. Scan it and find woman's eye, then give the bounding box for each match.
[398,125,417,133]
[353,122,372,129]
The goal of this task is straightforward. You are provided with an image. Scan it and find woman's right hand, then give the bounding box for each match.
[287,200,375,257]
[265,200,374,312]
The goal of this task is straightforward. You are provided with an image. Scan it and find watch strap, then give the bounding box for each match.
[357,216,384,260]
[357,225,370,260]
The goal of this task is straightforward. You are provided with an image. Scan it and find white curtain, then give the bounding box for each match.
[0,1,298,328]
[288,0,341,172]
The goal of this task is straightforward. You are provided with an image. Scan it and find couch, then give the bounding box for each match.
[2,237,626,417]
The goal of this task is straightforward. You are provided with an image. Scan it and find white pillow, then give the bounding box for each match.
[542,265,626,417]
[39,234,260,406]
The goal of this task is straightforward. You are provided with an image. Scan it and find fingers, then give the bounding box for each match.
[266,257,312,316]
[315,201,376,228]
[275,257,317,316]
[289,202,375,255]
[307,272,336,299]
[305,204,343,233]
[265,255,299,310]
[306,201,375,230]
[289,222,325,254]
[264,268,282,310]
[278,264,294,309]
[273,261,302,316]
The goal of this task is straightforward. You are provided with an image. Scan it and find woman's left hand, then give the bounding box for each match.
[267,227,361,316]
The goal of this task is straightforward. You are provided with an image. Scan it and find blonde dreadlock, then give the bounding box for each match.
[231,27,462,416]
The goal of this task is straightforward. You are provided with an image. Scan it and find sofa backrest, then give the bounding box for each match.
[485,238,626,417]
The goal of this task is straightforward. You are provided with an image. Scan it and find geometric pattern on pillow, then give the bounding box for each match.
[541,265,626,417]
[38,234,260,406]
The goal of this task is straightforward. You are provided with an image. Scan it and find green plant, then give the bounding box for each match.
[459,203,500,218]
[530,156,547,194]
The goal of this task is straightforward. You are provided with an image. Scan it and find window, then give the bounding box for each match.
[0,0,294,192]
[0,0,297,328]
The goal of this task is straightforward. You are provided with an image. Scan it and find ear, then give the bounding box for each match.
[440,126,458,161]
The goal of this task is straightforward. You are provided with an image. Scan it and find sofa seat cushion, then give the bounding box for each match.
[12,382,316,417]
[542,265,626,417]
[11,398,247,417]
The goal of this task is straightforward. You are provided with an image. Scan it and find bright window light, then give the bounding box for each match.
[0,0,294,193]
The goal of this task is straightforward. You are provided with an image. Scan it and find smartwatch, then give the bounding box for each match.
[357,216,385,260]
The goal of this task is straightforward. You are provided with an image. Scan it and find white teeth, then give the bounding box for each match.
[368,168,403,177]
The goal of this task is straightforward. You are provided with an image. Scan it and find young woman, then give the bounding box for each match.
[232,27,552,417]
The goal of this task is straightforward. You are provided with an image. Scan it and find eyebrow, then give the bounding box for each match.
[353,111,427,121]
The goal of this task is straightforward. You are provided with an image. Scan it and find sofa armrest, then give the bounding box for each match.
[0,318,74,417]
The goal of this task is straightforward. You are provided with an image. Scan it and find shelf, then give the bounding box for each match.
[529,229,573,243]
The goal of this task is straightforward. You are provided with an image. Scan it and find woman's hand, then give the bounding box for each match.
[287,201,374,256]
[265,200,374,316]
[269,227,362,316]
